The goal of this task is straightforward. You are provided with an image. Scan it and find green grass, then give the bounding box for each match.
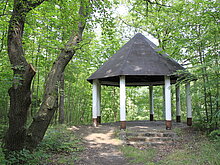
[121,145,157,165]
[0,148,5,164]
[0,125,84,164]
[159,140,220,165]
[173,127,183,136]
[120,136,220,165]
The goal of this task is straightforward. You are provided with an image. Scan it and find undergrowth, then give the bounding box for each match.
[120,129,220,165]
[0,125,84,164]
[159,138,220,165]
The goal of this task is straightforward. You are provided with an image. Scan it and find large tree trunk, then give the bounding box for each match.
[4,0,89,151]
[25,2,88,150]
[4,0,46,152]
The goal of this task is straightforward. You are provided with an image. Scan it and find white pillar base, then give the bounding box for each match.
[187,118,192,126]
[166,120,172,130]
[120,121,126,130]
[93,118,98,127]
[150,114,154,121]
[176,116,181,122]
[97,116,101,124]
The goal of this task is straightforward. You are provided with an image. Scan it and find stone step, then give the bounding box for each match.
[126,141,175,147]
[127,136,174,143]
[126,131,177,138]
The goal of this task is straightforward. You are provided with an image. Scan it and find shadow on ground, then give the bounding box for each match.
[70,120,193,165]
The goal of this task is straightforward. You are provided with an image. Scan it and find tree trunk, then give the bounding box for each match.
[67,81,72,123]
[25,2,88,150]
[4,0,89,152]
[4,0,46,152]
[59,72,65,124]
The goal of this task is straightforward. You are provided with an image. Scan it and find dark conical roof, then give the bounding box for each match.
[88,33,185,86]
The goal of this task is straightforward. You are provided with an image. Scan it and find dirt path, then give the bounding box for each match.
[71,124,129,165]
[70,121,197,165]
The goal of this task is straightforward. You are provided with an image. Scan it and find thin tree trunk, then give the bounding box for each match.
[201,62,209,123]
[198,43,209,123]
[214,34,219,128]
[113,88,117,121]
[59,72,65,124]
[200,49,213,123]
[67,81,71,124]
[197,26,210,124]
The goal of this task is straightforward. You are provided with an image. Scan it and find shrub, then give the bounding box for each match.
[1,125,84,164]
[2,149,47,165]
[209,129,220,140]
[39,126,84,153]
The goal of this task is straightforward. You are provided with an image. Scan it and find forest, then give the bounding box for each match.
[0,0,219,164]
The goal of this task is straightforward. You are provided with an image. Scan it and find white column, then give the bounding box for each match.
[163,86,165,120]
[92,80,98,126]
[149,85,154,121]
[164,76,172,129]
[176,85,181,122]
[97,81,101,124]
[186,82,192,126]
[120,76,126,129]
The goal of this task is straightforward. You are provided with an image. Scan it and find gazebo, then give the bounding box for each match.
[87,33,192,130]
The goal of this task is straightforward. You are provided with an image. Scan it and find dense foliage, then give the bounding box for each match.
[125,0,219,130]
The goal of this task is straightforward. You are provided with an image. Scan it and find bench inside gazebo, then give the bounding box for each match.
[87,33,193,130]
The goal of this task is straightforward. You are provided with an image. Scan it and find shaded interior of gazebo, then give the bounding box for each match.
[90,75,180,86]
[87,33,193,130]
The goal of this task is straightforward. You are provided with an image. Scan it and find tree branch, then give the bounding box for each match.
[24,0,47,12]
[144,0,171,7]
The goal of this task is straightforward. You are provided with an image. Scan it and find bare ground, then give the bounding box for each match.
[69,121,199,165]
[69,124,128,165]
